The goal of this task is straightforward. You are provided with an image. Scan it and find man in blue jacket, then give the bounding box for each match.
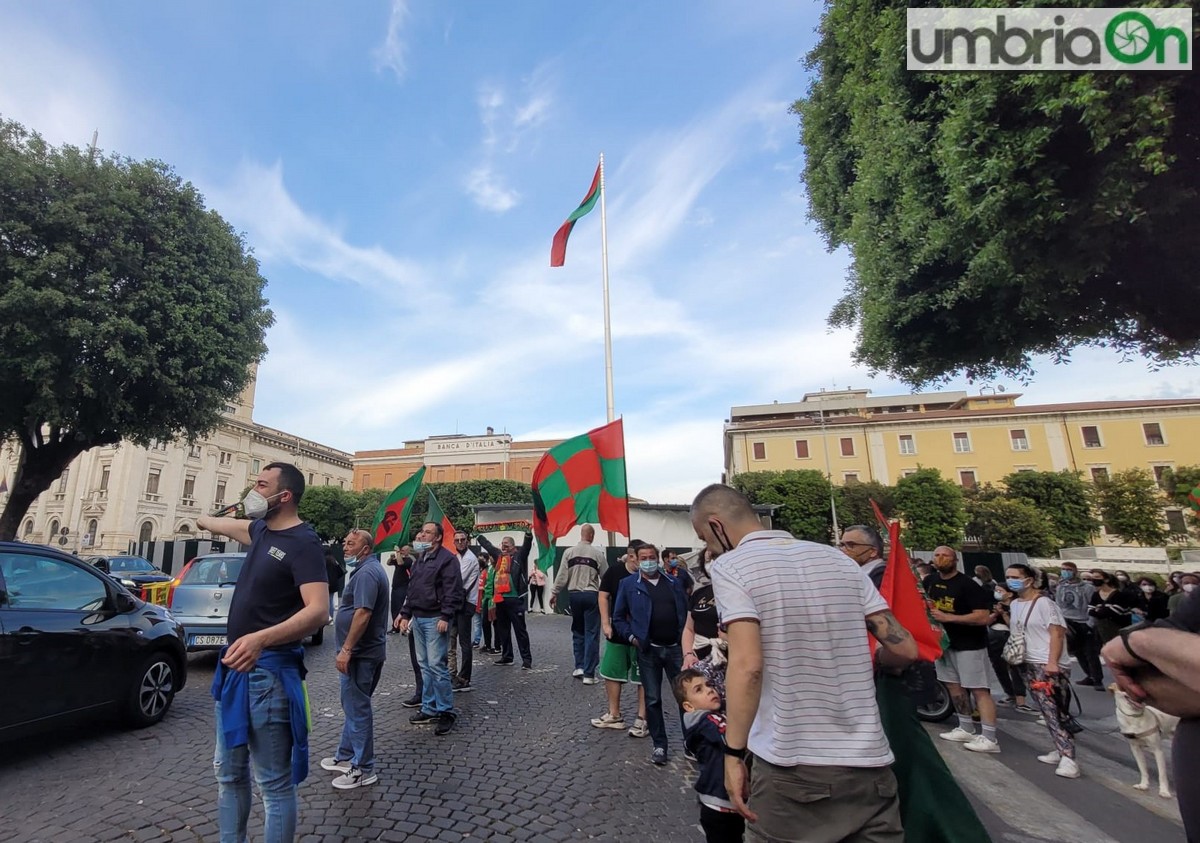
[397,521,464,736]
[613,542,689,766]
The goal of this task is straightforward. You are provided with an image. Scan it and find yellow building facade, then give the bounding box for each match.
[724,389,1200,493]
[353,429,564,492]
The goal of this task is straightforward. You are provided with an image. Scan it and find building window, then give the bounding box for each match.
[189,444,202,460]
[219,451,232,467]
[22,519,33,537]
[324,476,330,485]
[215,479,227,504]
[460,469,470,480]
[308,472,314,485]
[483,468,494,479]
[178,523,192,534]
[363,474,370,489]
[85,519,98,547]
[99,464,111,492]
[521,467,532,482]
[900,469,917,479]
[339,479,345,489]
[898,434,916,455]
[251,459,260,474]
[1081,426,1102,448]
[182,474,196,502]
[844,473,860,484]
[1143,422,1165,446]
[57,468,70,493]
[795,440,810,459]
[1090,467,1109,483]
[839,437,855,457]
[1167,509,1188,535]
[952,432,971,453]
[1153,465,1171,487]
[48,518,60,539]
[139,521,154,543]
[1010,429,1030,451]
[145,468,161,496]
[752,442,767,461]
[959,470,977,489]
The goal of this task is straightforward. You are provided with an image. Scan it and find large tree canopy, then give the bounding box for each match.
[0,119,272,538]
[794,1,1200,384]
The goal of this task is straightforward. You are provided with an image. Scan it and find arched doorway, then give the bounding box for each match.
[139,521,154,543]
[86,519,99,548]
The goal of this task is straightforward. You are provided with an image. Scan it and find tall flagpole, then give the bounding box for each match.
[599,152,615,424]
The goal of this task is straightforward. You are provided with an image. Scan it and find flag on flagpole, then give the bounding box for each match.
[427,488,457,552]
[370,467,426,553]
[532,419,630,570]
[550,161,602,267]
[871,500,945,662]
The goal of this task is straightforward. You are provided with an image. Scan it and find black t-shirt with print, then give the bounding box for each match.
[227,519,327,646]
[600,562,635,642]
[689,583,720,642]
[923,571,992,651]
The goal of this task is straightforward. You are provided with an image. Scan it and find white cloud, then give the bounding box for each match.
[373,0,410,81]
[464,164,520,212]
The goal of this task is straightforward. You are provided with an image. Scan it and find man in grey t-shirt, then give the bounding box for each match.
[1056,561,1102,687]
[551,524,609,682]
[321,529,390,789]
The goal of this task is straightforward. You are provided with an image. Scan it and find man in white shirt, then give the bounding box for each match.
[449,530,481,693]
[691,484,918,843]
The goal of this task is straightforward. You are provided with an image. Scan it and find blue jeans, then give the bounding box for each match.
[636,643,684,752]
[335,657,383,773]
[213,667,296,843]
[411,617,453,715]
[569,591,601,677]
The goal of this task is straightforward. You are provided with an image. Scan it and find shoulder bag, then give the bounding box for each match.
[1002,595,1042,666]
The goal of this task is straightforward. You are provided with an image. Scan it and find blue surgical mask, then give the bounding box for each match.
[412,541,432,553]
[639,560,660,576]
[1006,578,1027,592]
[1060,570,1074,581]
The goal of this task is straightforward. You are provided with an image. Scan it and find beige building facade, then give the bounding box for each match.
[354,429,564,491]
[0,373,353,555]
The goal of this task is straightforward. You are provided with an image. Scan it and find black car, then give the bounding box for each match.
[0,541,188,741]
[86,554,173,596]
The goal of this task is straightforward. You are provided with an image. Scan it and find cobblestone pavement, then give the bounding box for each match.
[0,613,1188,843]
[1,614,704,843]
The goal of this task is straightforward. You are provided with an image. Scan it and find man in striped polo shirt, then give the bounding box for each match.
[691,484,918,843]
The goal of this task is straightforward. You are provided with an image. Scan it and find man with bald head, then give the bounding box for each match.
[321,529,390,789]
[691,484,915,841]
[551,524,609,683]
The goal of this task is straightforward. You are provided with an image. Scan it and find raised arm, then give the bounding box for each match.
[198,514,253,546]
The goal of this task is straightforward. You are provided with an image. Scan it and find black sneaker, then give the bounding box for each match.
[521,663,533,671]
[401,695,422,708]
[494,658,514,666]
[435,713,456,736]
[651,748,667,766]
[1077,677,1096,686]
[409,710,437,725]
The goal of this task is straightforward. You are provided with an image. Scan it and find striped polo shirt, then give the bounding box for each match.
[711,530,893,768]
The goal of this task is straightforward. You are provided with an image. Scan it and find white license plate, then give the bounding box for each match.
[192,635,226,646]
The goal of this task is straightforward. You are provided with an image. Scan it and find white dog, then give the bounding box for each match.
[1110,684,1179,798]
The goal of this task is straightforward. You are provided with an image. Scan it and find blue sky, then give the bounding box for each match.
[2,1,1196,503]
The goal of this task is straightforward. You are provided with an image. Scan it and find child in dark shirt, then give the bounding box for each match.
[674,669,745,843]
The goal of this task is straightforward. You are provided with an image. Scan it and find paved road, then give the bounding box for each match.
[0,614,1187,842]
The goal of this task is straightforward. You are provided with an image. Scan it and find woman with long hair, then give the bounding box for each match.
[1088,569,1136,643]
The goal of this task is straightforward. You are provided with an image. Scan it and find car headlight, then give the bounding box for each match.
[120,578,138,589]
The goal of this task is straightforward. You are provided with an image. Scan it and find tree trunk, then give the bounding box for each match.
[0,435,89,541]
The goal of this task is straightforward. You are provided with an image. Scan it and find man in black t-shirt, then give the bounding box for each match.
[199,462,328,842]
[1103,589,1200,840]
[591,542,649,737]
[923,545,1000,754]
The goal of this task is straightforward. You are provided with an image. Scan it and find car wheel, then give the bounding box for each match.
[916,680,955,723]
[310,627,324,646]
[126,652,179,728]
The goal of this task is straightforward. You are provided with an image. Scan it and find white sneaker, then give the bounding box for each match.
[1055,756,1080,779]
[320,757,352,773]
[590,712,625,729]
[1037,751,1060,765]
[1037,717,1046,725]
[939,727,976,743]
[332,767,378,789]
[963,735,1001,754]
[572,669,585,678]
[628,717,650,738]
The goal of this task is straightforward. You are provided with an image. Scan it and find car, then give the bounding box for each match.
[0,541,188,742]
[168,552,329,652]
[86,554,173,596]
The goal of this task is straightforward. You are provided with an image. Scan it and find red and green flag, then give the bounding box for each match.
[871,499,946,662]
[1188,484,1200,513]
[532,418,630,571]
[427,487,457,552]
[550,161,601,267]
[370,467,426,553]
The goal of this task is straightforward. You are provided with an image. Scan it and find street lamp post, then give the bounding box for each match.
[817,399,840,539]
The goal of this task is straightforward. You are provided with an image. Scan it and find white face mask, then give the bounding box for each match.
[1184,583,1197,594]
[994,589,1006,601]
[241,489,285,519]
[1141,584,1155,594]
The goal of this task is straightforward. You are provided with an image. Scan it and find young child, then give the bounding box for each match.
[674,668,745,843]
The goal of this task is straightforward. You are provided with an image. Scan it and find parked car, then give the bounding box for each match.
[0,541,188,742]
[86,554,173,596]
[168,552,329,652]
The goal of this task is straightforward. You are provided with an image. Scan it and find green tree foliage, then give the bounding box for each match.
[355,487,390,531]
[1094,468,1169,546]
[836,480,896,528]
[297,486,360,542]
[894,467,966,550]
[965,496,1058,557]
[731,470,835,543]
[1001,470,1099,548]
[407,480,533,538]
[793,1,1200,384]
[0,119,272,539]
[1161,465,1200,509]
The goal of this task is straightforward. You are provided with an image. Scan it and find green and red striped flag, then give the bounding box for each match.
[550,161,601,267]
[427,487,457,552]
[1188,484,1200,513]
[531,419,630,570]
[371,467,426,553]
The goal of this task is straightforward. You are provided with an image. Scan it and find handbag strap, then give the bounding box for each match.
[1014,595,1041,633]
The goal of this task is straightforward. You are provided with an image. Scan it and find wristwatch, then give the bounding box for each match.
[723,744,749,760]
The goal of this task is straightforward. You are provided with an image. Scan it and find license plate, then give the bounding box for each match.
[192,634,226,646]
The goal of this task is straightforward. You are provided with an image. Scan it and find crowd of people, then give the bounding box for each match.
[198,462,1199,843]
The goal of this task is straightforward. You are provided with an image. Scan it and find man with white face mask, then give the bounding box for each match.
[198,463,329,843]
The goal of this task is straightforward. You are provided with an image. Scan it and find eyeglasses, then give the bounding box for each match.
[836,541,870,549]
